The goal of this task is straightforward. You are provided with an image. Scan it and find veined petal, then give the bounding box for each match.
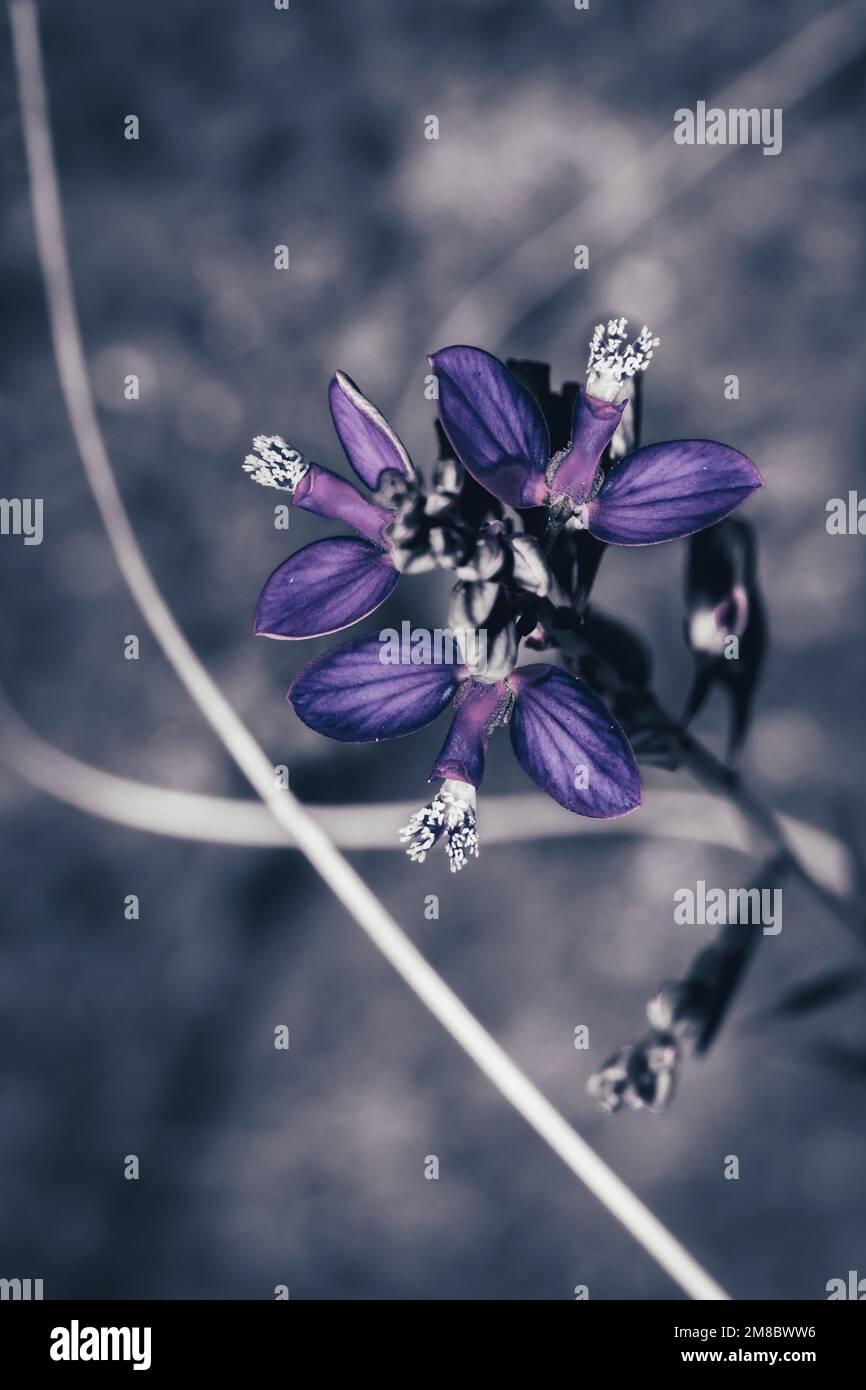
[430,346,550,508]
[508,664,641,818]
[289,633,462,742]
[329,372,415,491]
[550,388,627,505]
[294,463,392,543]
[587,440,763,546]
[430,679,508,787]
[254,537,398,640]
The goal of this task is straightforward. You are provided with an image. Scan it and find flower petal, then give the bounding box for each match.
[294,463,392,543]
[430,346,550,508]
[508,664,641,817]
[550,388,627,504]
[329,372,414,491]
[289,633,462,742]
[254,537,398,640]
[430,679,508,787]
[587,440,763,546]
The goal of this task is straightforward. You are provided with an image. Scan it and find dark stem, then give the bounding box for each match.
[678,732,864,945]
[536,598,860,942]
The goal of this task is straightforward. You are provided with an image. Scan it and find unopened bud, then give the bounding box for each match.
[432,456,464,497]
[472,622,517,681]
[428,526,467,568]
[384,512,422,547]
[587,1034,679,1115]
[455,532,505,582]
[372,468,416,508]
[449,579,500,630]
[507,534,553,596]
[389,543,437,574]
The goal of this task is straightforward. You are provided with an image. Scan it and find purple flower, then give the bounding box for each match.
[288,631,641,871]
[242,373,429,640]
[430,319,763,545]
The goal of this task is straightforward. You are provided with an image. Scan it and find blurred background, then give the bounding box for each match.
[1,0,865,1299]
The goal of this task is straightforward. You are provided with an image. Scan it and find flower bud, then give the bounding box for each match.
[424,490,455,518]
[682,518,766,762]
[372,467,417,508]
[455,532,505,582]
[449,579,500,630]
[432,455,465,498]
[384,513,422,547]
[587,1033,679,1114]
[646,982,706,1036]
[470,621,517,681]
[389,543,437,574]
[428,526,467,568]
[507,534,553,596]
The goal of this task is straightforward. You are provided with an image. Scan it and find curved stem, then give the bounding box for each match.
[538,599,861,940]
[679,733,864,943]
[0,678,853,903]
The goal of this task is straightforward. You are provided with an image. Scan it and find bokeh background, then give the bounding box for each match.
[1,0,865,1299]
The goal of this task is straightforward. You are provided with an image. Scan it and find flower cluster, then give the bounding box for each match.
[243,320,762,871]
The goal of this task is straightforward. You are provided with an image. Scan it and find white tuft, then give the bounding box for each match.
[586,317,660,402]
[242,435,310,492]
[398,778,479,873]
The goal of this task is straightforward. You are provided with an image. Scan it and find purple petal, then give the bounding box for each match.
[294,463,392,543]
[329,372,415,491]
[508,665,641,818]
[289,633,462,742]
[550,388,627,505]
[430,679,508,787]
[587,441,763,546]
[430,346,550,508]
[254,537,398,640]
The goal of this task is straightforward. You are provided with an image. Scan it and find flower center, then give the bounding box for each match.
[586,317,660,402]
[399,779,479,873]
[242,435,310,493]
